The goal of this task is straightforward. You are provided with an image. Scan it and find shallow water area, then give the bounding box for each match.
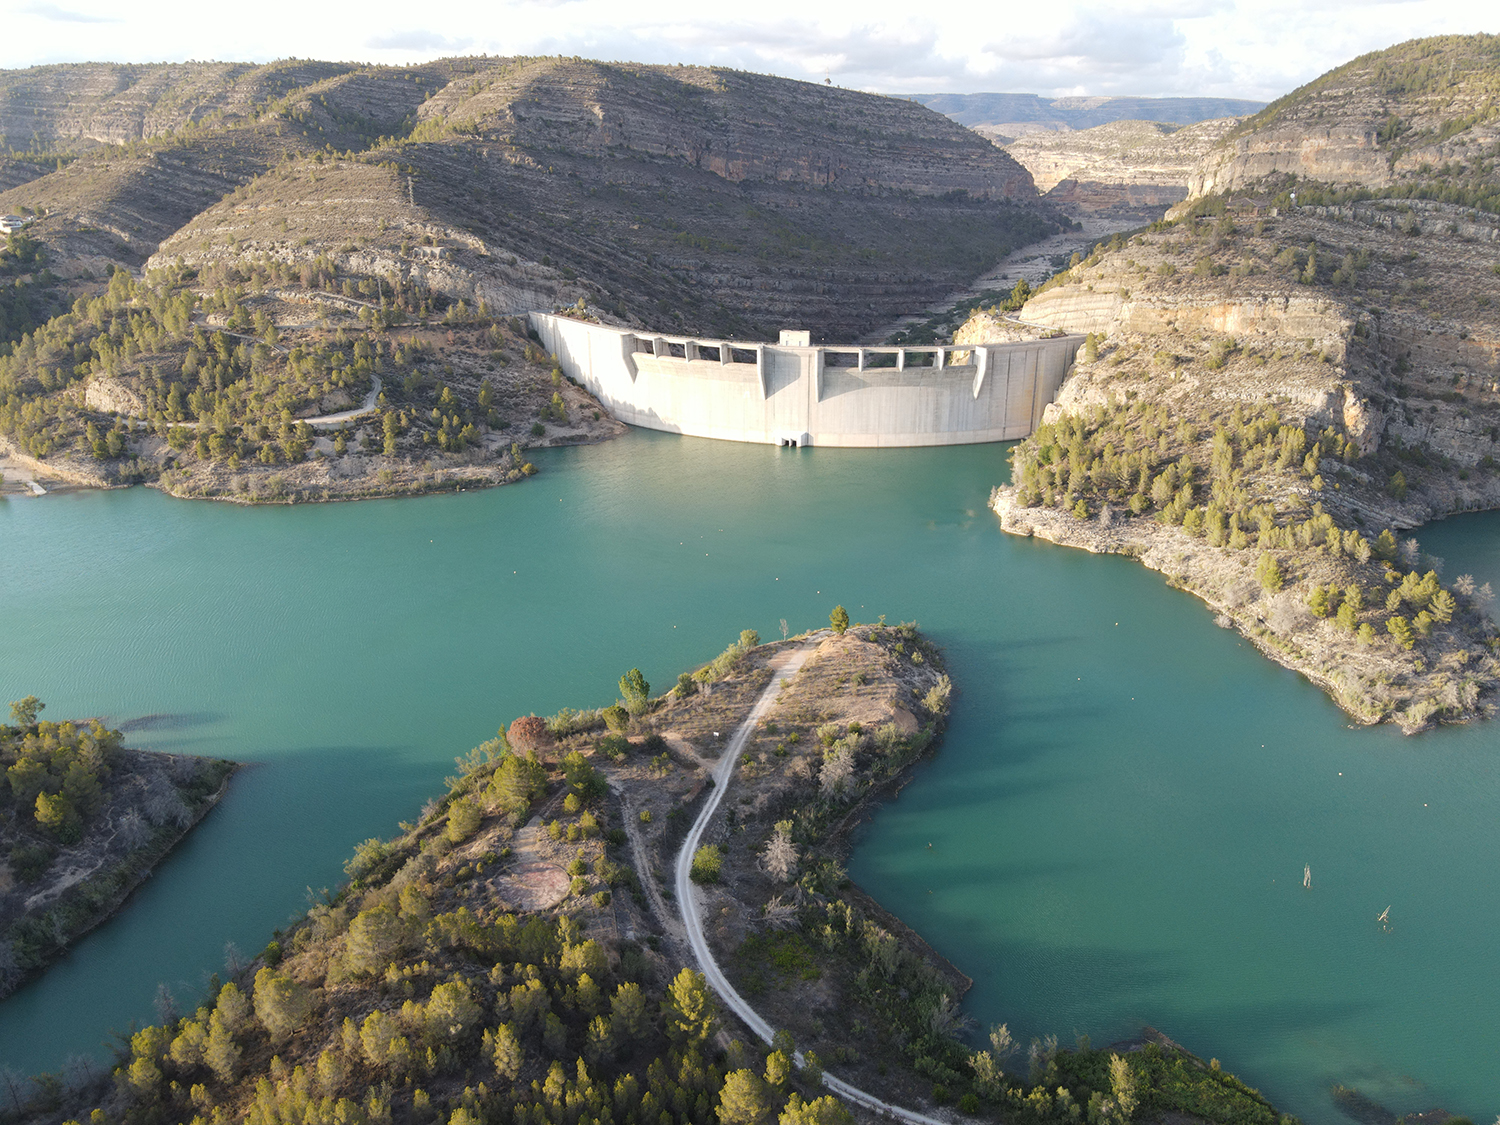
[0,430,1496,1123]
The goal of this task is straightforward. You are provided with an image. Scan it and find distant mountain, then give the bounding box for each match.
[912,93,1264,136]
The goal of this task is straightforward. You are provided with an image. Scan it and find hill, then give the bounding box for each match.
[1,697,235,999]
[0,58,1055,342]
[1188,34,1500,203]
[958,34,1500,732]
[972,182,1500,730]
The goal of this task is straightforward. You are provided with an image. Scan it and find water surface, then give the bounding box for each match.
[1,431,1496,1122]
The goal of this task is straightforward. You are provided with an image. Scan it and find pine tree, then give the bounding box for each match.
[1109,1054,1139,1121]
[1255,552,1285,593]
[253,968,313,1040]
[1431,588,1456,623]
[204,1011,241,1083]
[664,969,717,1043]
[764,1051,792,1091]
[610,982,650,1048]
[778,1094,853,1125]
[619,668,651,716]
[717,1070,771,1125]
[829,606,849,635]
[488,1022,522,1079]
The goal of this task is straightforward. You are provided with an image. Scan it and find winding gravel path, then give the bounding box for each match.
[672,641,952,1125]
[304,375,383,428]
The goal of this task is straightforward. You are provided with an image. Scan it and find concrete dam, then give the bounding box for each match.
[530,313,1083,448]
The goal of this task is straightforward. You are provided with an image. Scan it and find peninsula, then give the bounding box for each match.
[8,620,1291,1125]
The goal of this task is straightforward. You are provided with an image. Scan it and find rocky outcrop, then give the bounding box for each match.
[0,60,357,148]
[993,195,1500,519]
[914,92,1263,136]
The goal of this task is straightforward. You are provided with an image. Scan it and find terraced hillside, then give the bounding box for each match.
[0,57,1057,341]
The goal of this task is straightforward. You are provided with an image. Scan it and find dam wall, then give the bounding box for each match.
[530,314,1082,448]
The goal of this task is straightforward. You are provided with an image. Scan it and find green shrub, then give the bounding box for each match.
[445,798,482,843]
[690,845,722,884]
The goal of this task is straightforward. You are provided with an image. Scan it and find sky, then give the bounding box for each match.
[2,0,1495,102]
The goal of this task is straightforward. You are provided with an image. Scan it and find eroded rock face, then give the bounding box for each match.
[1007,118,1242,195]
[1186,34,1500,200]
[996,197,1500,529]
[0,61,352,148]
[84,376,145,416]
[414,60,1038,200]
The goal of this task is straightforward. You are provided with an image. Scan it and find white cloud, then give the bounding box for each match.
[0,0,1494,103]
[21,3,118,22]
[365,30,472,52]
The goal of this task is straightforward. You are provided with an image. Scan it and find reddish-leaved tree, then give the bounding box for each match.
[508,715,554,758]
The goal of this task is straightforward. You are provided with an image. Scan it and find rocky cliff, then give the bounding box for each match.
[1013,200,1500,508]
[1005,118,1242,212]
[1187,34,1500,200]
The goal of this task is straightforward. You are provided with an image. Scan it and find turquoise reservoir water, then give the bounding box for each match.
[0,431,1497,1122]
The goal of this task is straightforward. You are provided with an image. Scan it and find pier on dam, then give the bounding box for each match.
[530,313,1083,448]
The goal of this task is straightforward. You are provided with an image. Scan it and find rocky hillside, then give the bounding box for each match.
[966,179,1500,728]
[0,57,1058,342]
[1006,118,1242,213]
[1188,34,1500,201]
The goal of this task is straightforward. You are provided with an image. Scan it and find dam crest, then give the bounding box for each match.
[531,313,1082,448]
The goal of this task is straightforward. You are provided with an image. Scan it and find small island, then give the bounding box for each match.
[14,618,1292,1125]
[0,697,236,998]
